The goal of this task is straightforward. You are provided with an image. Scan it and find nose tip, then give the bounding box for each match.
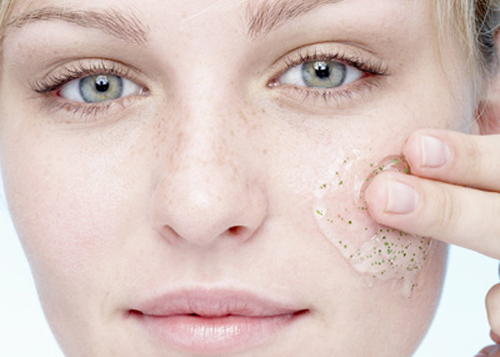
[151,176,267,247]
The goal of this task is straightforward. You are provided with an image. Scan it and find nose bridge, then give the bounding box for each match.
[174,108,241,215]
[150,97,265,247]
[175,99,242,183]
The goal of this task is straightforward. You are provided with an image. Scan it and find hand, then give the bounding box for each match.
[479,282,500,356]
[365,129,500,258]
[363,129,500,351]
[476,345,500,357]
[475,328,500,356]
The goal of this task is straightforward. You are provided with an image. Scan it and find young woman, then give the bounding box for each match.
[0,0,499,355]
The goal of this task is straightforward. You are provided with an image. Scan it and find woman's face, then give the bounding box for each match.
[0,0,475,355]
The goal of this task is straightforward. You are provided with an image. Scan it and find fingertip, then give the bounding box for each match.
[403,129,453,174]
[402,131,422,172]
[487,284,500,337]
[364,172,422,223]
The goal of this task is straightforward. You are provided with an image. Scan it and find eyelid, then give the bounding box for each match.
[30,59,147,95]
[29,59,150,121]
[278,61,364,88]
[267,45,389,109]
[59,76,144,103]
[271,47,389,85]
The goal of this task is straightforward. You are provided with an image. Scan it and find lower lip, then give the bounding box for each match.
[133,312,298,354]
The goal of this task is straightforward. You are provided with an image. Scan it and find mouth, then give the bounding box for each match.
[128,289,309,354]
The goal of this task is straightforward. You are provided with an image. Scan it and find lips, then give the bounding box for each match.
[129,289,307,354]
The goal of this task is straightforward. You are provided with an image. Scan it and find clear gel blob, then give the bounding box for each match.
[314,155,433,298]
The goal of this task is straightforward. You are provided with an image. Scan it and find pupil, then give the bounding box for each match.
[95,76,110,92]
[314,62,331,79]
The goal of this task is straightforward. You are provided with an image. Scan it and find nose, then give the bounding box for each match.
[149,107,267,247]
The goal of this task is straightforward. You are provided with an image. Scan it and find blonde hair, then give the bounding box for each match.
[0,0,13,41]
[0,0,499,82]
[436,0,500,88]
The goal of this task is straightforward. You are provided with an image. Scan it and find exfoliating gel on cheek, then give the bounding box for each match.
[314,155,432,298]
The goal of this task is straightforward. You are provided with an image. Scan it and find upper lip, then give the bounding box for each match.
[131,289,307,318]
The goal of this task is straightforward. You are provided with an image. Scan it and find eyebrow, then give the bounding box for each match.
[6,6,149,46]
[6,1,340,45]
[246,0,343,38]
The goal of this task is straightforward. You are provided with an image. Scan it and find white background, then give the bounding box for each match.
[1,182,498,356]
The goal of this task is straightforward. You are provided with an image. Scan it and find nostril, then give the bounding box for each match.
[227,226,247,237]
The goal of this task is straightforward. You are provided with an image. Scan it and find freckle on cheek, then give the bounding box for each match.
[313,155,433,298]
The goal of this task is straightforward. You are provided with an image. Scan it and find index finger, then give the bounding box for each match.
[403,129,500,191]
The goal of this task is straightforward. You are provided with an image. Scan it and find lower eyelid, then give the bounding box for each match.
[273,77,382,111]
[45,95,140,122]
[36,85,150,124]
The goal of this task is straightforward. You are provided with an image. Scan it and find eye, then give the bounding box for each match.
[278,60,364,89]
[59,74,143,103]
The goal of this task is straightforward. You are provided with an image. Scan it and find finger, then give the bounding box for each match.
[476,345,500,357]
[364,172,500,258]
[487,284,500,337]
[476,347,500,357]
[492,330,500,345]
[403,129,500,191]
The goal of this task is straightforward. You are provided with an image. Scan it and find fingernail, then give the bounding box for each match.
[420,135,451,168]
[386,180,419,214]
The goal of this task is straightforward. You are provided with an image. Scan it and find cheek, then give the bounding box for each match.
[1,132,134,287]
[313,154,432,297]
[293,101,462,297]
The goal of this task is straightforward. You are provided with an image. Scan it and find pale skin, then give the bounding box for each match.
[0,0,498,356]
[366,129,500,356]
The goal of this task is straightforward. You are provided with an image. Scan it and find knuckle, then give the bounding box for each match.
[434,185,460,234]
[491,199,500,241]
[482,194,500,259]
[460,136,483,178]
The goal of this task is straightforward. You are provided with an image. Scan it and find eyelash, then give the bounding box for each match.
[31,61,141,118]
[30,50,388,119]
[271,49,389,107]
